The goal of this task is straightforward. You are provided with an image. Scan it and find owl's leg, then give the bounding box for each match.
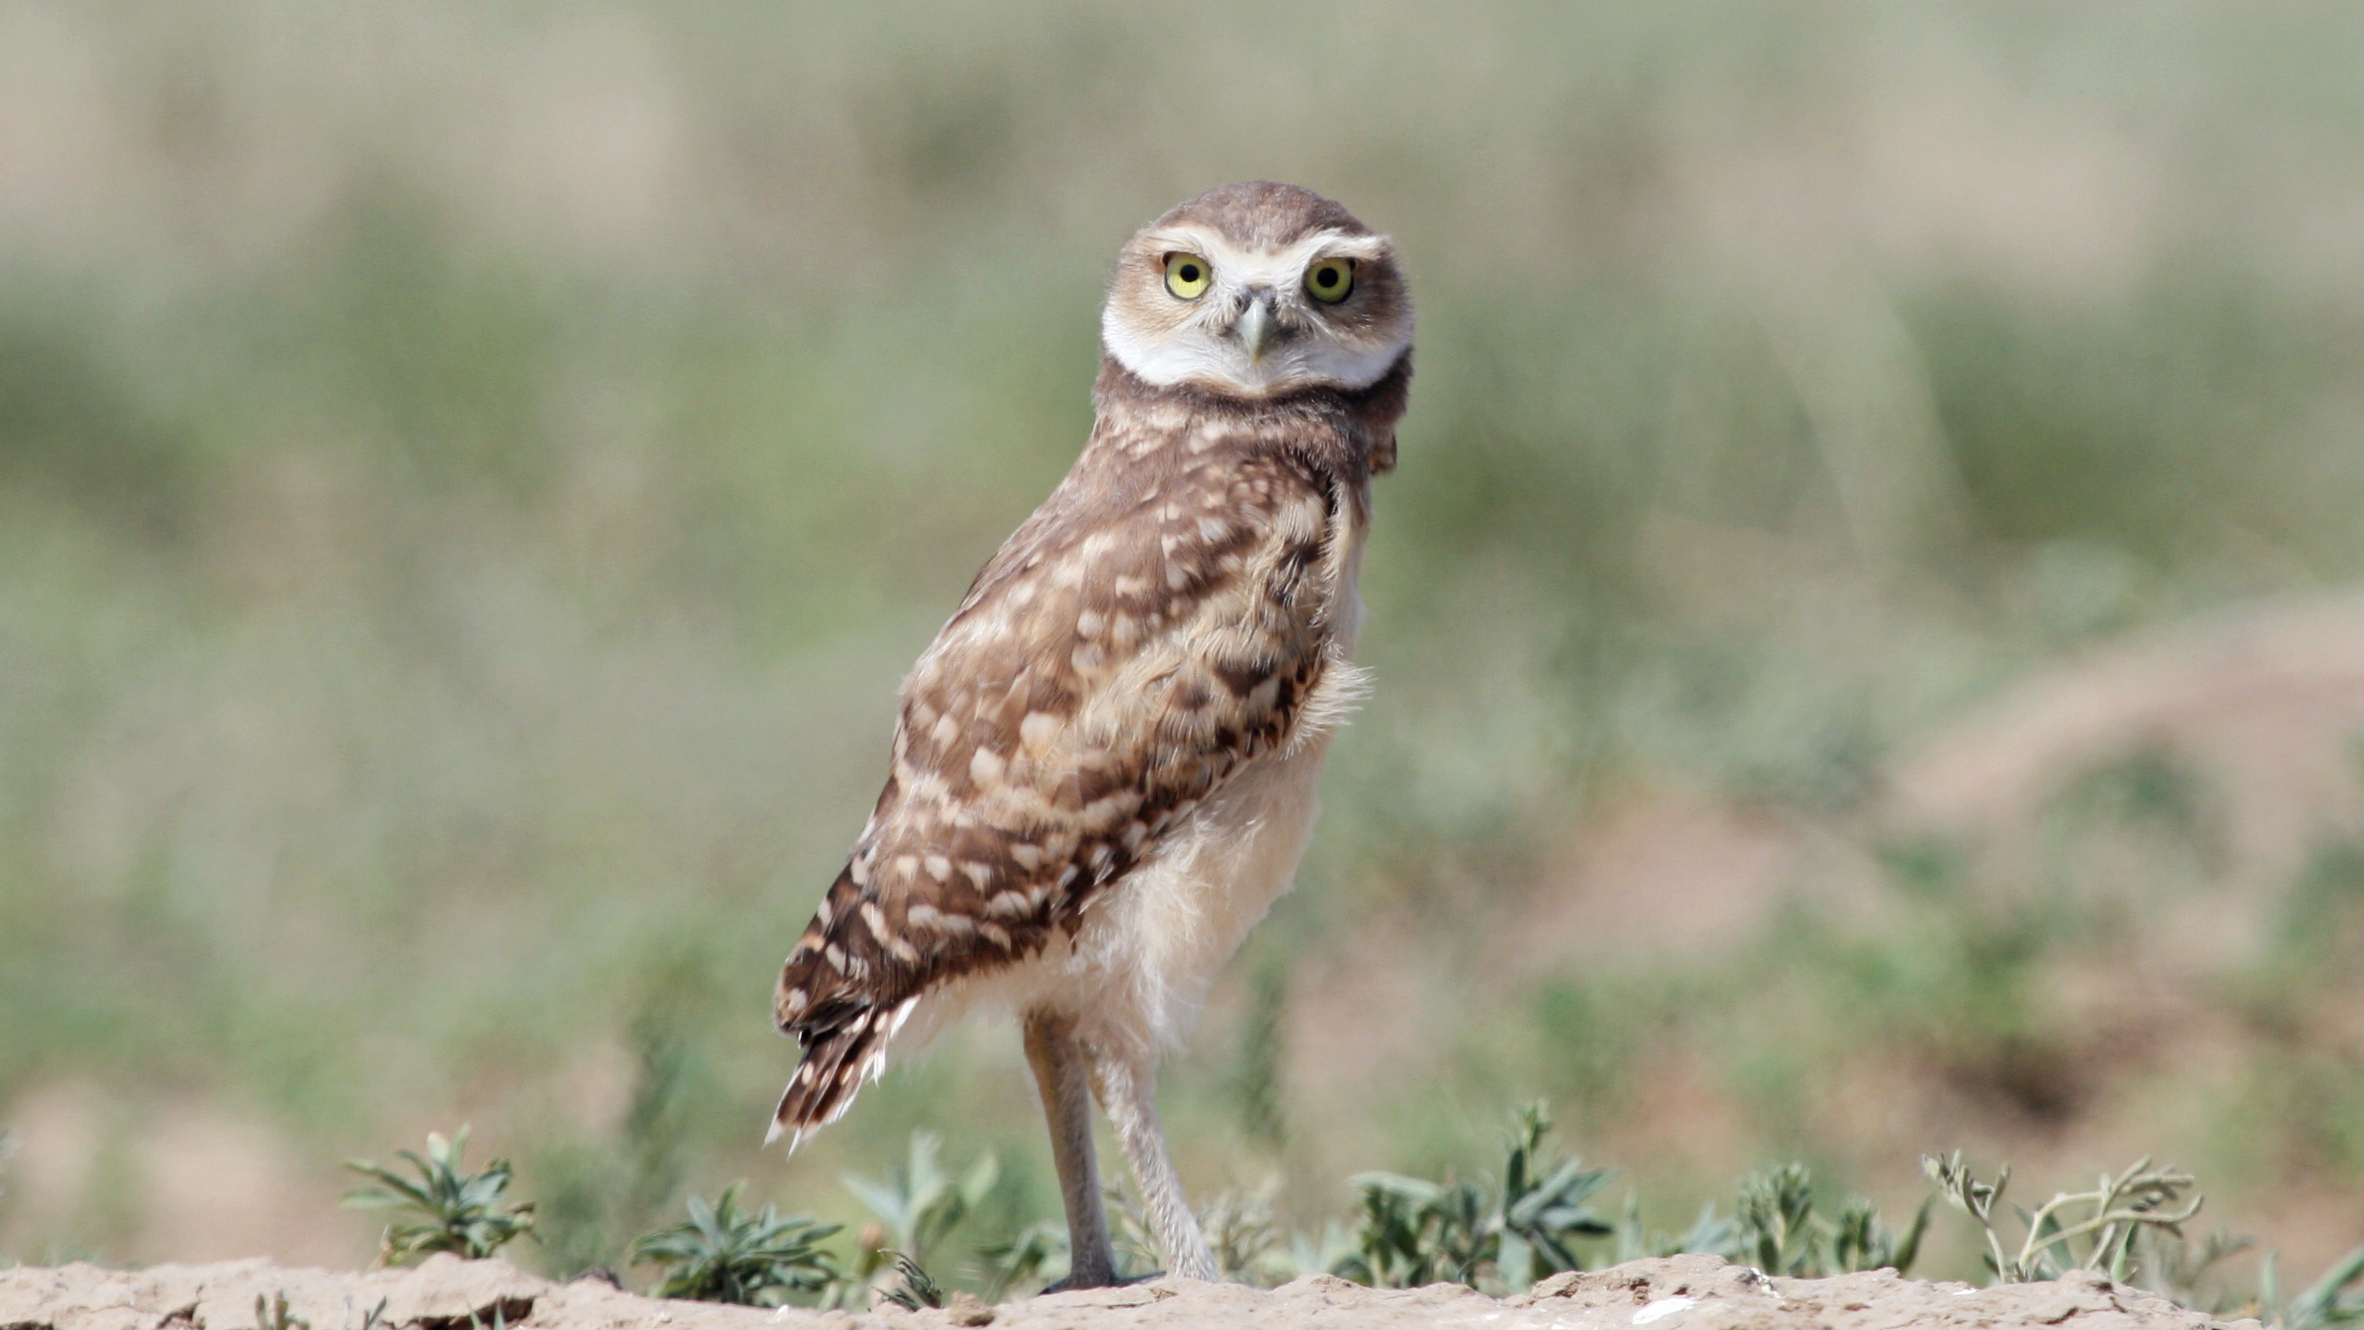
[1087,1048,1219,1282]
[1022,1010,1118,1290]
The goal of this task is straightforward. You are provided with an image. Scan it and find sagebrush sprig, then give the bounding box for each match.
[1924,1151,2201,1283]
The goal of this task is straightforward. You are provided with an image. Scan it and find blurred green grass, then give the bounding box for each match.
[5,0,2364,1285]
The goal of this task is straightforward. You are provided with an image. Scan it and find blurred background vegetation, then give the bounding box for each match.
[4,0,2364,1292]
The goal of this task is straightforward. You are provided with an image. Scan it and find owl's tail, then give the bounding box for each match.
[767,996,916,1151]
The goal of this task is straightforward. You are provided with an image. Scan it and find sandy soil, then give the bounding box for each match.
[0,1252,2263,1330]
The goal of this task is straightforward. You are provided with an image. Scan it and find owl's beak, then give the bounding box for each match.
[1234,295,1275,365]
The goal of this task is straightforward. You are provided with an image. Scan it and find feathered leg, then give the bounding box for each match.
[1089,1047,1217,1282]
[1023,1010,1118,1290]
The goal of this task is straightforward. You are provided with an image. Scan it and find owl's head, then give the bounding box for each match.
[1101,181,1412,399]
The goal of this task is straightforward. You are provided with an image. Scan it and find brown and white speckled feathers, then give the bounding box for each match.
[771,182,1412,1145]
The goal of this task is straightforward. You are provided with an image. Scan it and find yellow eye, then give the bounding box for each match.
[1305,257,1354,304]
[1163,252,1212,300]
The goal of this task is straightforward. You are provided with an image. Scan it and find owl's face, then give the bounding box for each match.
[1101,181,1412,399]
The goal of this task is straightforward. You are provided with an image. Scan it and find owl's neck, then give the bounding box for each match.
[1089,350,1411,471]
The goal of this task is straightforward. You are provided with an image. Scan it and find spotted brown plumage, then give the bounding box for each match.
[769,182,1412,1287]
[772,359,1402,1131]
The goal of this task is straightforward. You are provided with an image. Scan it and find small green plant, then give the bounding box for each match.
[343,1127,537,1265]
[840,1131,1000,1296]
[251,1291,308,1330]
[631,1182,841,1306]
[1607,1193,1736,1265]
[1728,1162,1928,1277]
[1104,1179,1294,1285]
[2128,1226,2257,1315]
[1924,1152,2202,1284]
[2267,1245,2364,1329]
[1283,1222,1361,1284]
[1201,1183,1294,1284]
[974,1219,1065,1302]
[877,1251,946,1311]
[1338,1103,1611,1292]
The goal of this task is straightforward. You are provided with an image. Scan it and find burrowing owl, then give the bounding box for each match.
[771,181,1412,1287]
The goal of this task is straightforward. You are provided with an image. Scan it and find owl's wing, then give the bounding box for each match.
[770,429,1354,1141]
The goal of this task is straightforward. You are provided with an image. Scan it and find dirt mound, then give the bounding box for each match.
[0,1252,2262,1330]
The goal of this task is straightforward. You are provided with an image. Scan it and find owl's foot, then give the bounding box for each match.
[1040,1269,1167,1294]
